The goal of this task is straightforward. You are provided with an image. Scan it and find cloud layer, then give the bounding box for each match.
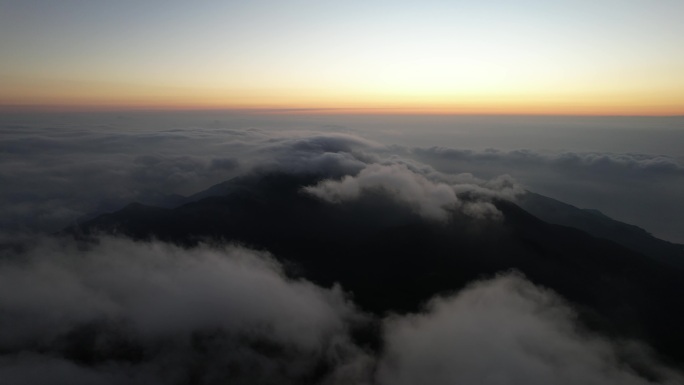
[304,163,507,221]
[0,119,516,237]
[3,113,684,242]
[0,237,370,385]
[411,146,684,242]
[377,274,682,385]
[0,236,680,384]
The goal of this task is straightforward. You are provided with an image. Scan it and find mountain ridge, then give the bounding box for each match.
[69,171,684,366]
[518,191,684,269]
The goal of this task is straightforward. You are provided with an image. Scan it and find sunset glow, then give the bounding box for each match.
[1,1,683,115]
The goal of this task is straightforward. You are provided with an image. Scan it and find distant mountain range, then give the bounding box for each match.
[69,171,684,366]
[518,191,684,269]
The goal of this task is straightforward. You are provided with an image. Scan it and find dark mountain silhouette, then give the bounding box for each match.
[70,171,684,367]
[518,191,684,269]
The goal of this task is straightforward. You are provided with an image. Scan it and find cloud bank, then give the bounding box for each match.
[0,237,371,385]
[0,121,517,237]
[304,163,507,221]
[377,273,681,385]
[0,236,679,384]
[3,113,684,242]
[411,146,684,242]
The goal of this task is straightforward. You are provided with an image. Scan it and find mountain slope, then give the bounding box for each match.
[518,191,684,269]
[72,171,684,366]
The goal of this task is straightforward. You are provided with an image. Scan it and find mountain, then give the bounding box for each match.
[70,171,684,366]
[518,191,684,269]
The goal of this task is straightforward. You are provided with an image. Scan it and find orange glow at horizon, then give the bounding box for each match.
[2,2,683,116]
[2,79,683,116]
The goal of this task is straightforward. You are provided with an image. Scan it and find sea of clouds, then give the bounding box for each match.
[2,112,683,242]
[1,111,683,384]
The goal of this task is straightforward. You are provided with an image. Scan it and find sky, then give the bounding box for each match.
[1,0,683,114]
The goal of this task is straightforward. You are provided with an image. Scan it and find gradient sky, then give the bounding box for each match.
[1,0,683,114]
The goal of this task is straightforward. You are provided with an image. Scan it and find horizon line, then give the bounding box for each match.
[2,104,683,118]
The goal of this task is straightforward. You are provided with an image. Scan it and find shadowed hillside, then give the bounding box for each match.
[72,171,684,367]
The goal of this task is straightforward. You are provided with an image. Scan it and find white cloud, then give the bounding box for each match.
[377,273,682,385]
[0,236,679,384]
[0,237,371,385]
[304,163,510,221]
